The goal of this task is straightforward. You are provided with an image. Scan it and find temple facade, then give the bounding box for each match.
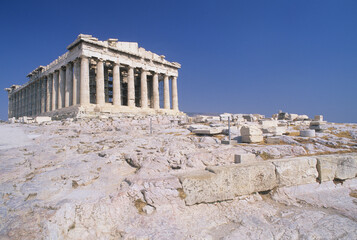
[5,34,181,119]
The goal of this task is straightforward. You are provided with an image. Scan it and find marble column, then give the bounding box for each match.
[13,93,17,118]
[34,82,38,115]
[163,75,170,109]
[19,90,22,117]
[41,78,46,113]
[171,76,178,111]
[52,71,58,110]
[153,72,159,110]
[46,75,52,112]
[96,59,105,105]
[112,62,121,106]
[65,62,73,107]
[80,56,90,105]
[58,67,65,109]
[73,59,80,105]
[127,66,135,107]
[140,69,148,108]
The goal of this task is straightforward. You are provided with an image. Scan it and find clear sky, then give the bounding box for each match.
[0,0,356,122]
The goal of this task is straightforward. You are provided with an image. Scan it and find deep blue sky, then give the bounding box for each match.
[1,0,356,122]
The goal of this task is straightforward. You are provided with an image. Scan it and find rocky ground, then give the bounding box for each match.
[0,116,357,239]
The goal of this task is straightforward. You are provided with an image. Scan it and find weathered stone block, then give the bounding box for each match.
[260,120,278,128]
[314,115,323,121]
[241,135,263,143]
[35,116,52,124]
[316,153,357,182]
[272,157,318,187]
[179,162,277,205]
[300,129,315,137]
[241,126,262,136]
[234,153,256,163]
[266,136,281,144]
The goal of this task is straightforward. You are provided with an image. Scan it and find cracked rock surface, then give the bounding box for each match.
[0,117,357,239]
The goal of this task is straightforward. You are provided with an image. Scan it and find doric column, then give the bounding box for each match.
[14,93,16,118]
[41,78,45,113]
[52,71,58,110]
[73,59,80,105]
[19,90,22,117]
[65,62,73,107]
[58,67,65,109]
[32,84,35,116]
[80,56,90,105]
[46,75,51,112]
[163,75,170,109]
[112,62,121,106]
[34,82,38,115]
[172,76,179,111]
[153,72,159,110]
[127,66,135,107]
[96,59,105,105]
[140,69,148,108]
[8,95,12,118]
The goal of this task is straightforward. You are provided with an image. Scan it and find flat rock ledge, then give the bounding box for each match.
[179,153,357,205]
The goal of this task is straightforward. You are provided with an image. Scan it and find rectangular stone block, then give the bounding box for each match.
[266,136,281,144]
[234,153,256,163]
[179,162,277,205]
[316,153,357,182]
[35,116,52,124]
[314,115,323,121]
[260,120,278,128]
[241,135,263,143]
[240,126,262,136]
[271,157,318,187]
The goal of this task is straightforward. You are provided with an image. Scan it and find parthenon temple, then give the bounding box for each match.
[5,34,181,119]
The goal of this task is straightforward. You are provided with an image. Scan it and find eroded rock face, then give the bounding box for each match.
[1,119,357,239]
[316,153,357,182]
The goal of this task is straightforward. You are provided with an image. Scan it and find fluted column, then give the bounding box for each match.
[112,62,121,106]
[34,82,38,115]
[58,67,65,109]
[153,72,159,110]
[46,75,51,112]
[96,59,105,105]
[73,59,80,105]
[80,56,90,105]
[52,71,58,110]
[140,69,148,108]
[127,66,135,107]
[172,76,178,111]
[163,75,170,109]
[41,78,45,113]
[19,90,22,117]
[65,62,73,107]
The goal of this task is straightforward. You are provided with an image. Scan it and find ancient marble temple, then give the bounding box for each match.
[5,34,181,119]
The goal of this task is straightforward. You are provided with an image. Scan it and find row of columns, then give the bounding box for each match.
[8,56,179,118]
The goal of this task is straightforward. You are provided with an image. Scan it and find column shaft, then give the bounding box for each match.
[41,78,45,113]
[73,60,80,105]
[163,75,170,109]
[127,66,135,107]
[65,63,73,107]
[80,56,90,105]
[52,71,58,110]
[140,70,148,108]
[46,75,51,112]
[96,60,105,105]
[112,63,121,106]
[172,76,179,111]
[58,68,65,109]
[153,73,159,110]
